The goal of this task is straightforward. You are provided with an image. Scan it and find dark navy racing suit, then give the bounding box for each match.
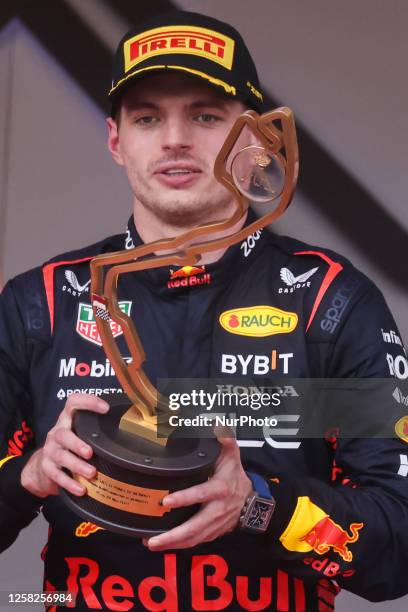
[1,214,407,611]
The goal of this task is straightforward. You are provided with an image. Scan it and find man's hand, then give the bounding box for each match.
[21,394,109,498]
[144,433,252,551]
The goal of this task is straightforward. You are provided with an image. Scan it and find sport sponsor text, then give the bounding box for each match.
[278,266,318,294]
[59,357,131,379]
[124,25,235,72]
[57,388,123,401]
[219,305,298,337]
[167,265,211,289]
[63,554,299,611]
[386,353,408,380]
[221,351,293,375]
[320,278,358,334]
[76,301,131,346]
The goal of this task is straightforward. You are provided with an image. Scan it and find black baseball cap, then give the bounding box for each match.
[109,11,264,114]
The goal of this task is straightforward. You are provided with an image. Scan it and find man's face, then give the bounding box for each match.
[107,73,246,227]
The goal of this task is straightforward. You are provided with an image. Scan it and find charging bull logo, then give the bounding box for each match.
[170,265,205,279]
[167,266,211,289]
[301,517,363,562]
[280,496,363,562]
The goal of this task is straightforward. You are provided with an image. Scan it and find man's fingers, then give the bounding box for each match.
[146,502,233,551]
[36,395,106,498]
[147,507,211,550]
[163,478,228,509]
[213,424,236,442]
[53,428,93,459]
[58,394,109,428]
[42,459,85,496]
[213,425,240,455]
[52,448,96,480]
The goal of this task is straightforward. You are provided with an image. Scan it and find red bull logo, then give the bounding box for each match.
[301,517,363,562]
[280,496,363,563]
[63,554,297,611]
[168,266,211,289]
[75,522,104,537]
[303,556,356,579]
[170,265,205,279]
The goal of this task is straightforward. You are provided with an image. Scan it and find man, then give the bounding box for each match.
[0,10,407,611]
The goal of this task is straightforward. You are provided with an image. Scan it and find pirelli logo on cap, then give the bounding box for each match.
[124,25,235,73]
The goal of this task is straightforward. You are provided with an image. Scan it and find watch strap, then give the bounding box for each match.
[245,471,273,499]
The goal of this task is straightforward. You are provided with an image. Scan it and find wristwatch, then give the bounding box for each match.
[239,471,276,533]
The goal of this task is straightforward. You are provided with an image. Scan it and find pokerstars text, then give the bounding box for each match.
[168,390,281,411]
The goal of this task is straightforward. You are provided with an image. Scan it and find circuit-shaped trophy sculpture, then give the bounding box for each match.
[61,108,299,537]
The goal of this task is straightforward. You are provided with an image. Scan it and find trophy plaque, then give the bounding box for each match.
[60,108,299,537]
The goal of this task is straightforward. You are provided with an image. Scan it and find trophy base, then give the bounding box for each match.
[60,397,219,538]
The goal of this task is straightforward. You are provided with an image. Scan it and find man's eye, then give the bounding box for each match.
[135,116,158,125]
[196,113,221,124]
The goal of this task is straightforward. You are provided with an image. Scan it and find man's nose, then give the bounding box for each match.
[161,118,193,152]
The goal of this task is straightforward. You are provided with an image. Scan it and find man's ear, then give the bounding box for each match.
[107,117,124,166]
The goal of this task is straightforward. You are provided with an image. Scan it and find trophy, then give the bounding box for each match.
[60,108,299,537]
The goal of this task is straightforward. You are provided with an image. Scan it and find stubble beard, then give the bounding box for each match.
[131,172,236,228]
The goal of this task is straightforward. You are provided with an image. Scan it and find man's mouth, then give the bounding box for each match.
[153,163,202,187]
[154,162,202,175]
[162,169,198,175]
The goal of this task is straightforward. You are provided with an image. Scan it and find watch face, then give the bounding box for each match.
[247,499,274,530]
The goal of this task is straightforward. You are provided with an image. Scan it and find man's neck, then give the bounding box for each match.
[133,203,247,265]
